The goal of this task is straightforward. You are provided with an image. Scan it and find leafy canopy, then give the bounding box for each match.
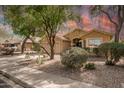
[5,6,80,38]
[5,6,38,37]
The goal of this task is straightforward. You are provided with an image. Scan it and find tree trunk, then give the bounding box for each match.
[114,28,121,64]
[49,36,55,59]
[50,46,54,59]
[114,29,120,42]
[21,37,29,54]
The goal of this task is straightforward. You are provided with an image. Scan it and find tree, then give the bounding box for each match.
[27,6,79,59]
[0,27,9,38]
[91,5,124,42]
[5,6,79,59]
[4,6,38,53]
[99,42,124,65]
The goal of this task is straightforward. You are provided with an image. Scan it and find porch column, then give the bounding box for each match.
[71,40,73,47]
[80,39,86,48]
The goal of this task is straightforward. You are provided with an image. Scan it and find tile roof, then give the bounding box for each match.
[56,28,114,41]
[56,31,70,41]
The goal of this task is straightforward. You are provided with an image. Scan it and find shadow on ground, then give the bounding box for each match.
[37,58,124,88]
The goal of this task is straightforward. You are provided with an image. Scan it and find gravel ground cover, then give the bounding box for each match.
[21,57,124,88]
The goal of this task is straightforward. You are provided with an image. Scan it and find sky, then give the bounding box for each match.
[0,6,4,24]
[0,6,14,35]
[0,5,124,39]
[66,6,116,32]
[0,6,117,31]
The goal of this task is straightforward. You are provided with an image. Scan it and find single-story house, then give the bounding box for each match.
[0,39,21,51]
[23,39,33,51]
[0,38,34,52]
[41,29,113,54]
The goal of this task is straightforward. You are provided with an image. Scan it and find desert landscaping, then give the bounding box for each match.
[0,5,124,88]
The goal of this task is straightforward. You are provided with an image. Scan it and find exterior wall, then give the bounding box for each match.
[61,40,71,52]
[41,42,50,53]
[54,37,62,54]
[16,43,21,51]
[15,43,21,51]
[41,36,71,54]
[80,31,112,48]
[24,43,33,51]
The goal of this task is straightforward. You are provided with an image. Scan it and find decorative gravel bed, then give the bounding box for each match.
[24,57,124,88]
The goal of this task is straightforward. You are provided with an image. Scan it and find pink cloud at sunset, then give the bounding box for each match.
[67,15,116,32]
[81,15,91,26]
[66,6,119,32]
[67,20,78,29]
[99,16,115,29]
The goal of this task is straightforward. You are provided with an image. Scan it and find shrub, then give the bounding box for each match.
[117,45,124,56]
[98,42,110,55]
[98,42,124,65]
[25,53,30,59]
[105,60,115,66]
[84,63,96,70]
[36,55,43,64]
[32,43,41,52]
[84,48,91,53]
[93,48,101,57]
[85,48,101,57]
[61,47,88,69]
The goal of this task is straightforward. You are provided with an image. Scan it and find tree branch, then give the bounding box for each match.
[101,9,118,27]
[29,37,50,56]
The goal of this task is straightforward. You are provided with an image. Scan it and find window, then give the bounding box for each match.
[88,38,102,46]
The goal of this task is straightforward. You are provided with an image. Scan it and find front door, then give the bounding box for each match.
[73,38,82,47]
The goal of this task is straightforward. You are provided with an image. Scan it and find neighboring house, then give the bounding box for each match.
[0,39,21,51]
[0,25,36,52]
[41,29,113,54]
[23,37,41,51]
[23,39,33,51]
[0,39,33,52]
[0,36,41,52]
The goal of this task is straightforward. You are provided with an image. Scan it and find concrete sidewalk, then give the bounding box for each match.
[0,55,98,88]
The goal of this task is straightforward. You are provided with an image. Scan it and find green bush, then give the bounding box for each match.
[85,48,101,57]
[84,63,96,70]
[93,48,101,57]
[32,43,41,52]
[61,47,88,69]
[98,42,124,65]
[117,45,124,56]
[84,48,91,53]
[105,60,115,66]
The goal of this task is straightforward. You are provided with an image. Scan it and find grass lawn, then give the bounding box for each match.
[21,56,124,88]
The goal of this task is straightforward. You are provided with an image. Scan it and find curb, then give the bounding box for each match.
[0,70,34,88]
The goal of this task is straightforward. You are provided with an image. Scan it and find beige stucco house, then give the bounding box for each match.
[41,29,113,54]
